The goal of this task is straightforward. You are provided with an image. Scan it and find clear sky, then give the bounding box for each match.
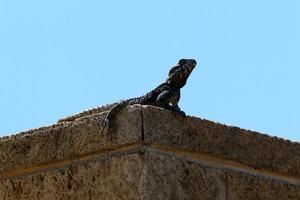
[0,1,299,141]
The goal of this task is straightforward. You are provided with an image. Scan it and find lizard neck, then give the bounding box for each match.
[166,79,186,90]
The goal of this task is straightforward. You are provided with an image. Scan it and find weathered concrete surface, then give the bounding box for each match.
[143,148,300,200]
[0,105,299,199]
[0,152,144,200]
[0,105,142,175]
[142,106,300,177]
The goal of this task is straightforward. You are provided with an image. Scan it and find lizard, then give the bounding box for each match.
[58,58,197,139]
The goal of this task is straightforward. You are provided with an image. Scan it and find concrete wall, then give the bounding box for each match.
[0,105,299,199]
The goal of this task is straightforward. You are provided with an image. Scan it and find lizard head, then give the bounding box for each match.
[167,59,197,88]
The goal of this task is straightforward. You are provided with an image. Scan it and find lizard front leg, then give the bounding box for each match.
[156,90,185,116]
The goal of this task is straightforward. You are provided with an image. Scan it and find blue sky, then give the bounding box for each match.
[0,1,299,141]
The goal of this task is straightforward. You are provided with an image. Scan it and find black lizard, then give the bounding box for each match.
[58,58,197,139]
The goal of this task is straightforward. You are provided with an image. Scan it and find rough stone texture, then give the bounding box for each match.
[143,150,300,200]
[143,150,227,200]
[226,171,300,200]
[0,153,144,200]
[142,106,300,177]
[0,105,299,199]
[0,105,142,174]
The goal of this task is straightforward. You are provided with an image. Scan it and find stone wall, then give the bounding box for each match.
[0,105,299,199]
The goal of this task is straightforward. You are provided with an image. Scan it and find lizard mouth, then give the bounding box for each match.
[190,59,197,67]
[181,59,197,73]
[184,60,197,73]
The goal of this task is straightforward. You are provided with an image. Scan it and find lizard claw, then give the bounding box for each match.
[170,106,186,117]
[180,111,186,116]
[177,110,186,117]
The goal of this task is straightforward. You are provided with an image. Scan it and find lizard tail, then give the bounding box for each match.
[100,100,130,141]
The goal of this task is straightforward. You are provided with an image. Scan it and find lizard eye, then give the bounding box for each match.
[179,59,186,66]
